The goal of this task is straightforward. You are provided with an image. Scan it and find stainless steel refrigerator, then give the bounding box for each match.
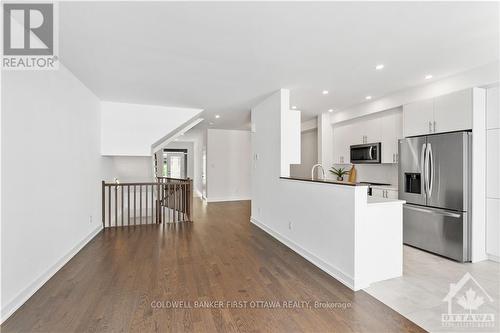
[398,131,471,262]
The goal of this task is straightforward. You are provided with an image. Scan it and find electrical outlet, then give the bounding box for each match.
[288,221,292,230]
[89,215,93,224]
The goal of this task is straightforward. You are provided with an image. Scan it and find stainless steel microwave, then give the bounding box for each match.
[350,142,381,164]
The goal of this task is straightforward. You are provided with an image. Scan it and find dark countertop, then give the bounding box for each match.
[280,176,368,186]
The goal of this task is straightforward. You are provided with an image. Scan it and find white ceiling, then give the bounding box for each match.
[60,1,499,129]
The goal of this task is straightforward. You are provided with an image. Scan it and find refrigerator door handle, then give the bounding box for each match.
[421,143,427,195]
[424,143,431,196]
[428,143,434,196]
[405,204,462,218]
[405,204,433,214]
[432,210,461,218]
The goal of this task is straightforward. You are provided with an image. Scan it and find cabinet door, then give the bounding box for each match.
[338,124,351,164]
[403,99,433,137]
[381,110,403,163]
[371,188,385,198]
[332,126,342,164]
[386,189,399,199]
[363,117,382,144]
[349,121,365,145]
[333,124,350,164]
[433,89,472,133]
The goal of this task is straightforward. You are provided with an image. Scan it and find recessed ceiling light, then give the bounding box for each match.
[365,96,372,100]
[209,122,214,125]
[215,114,220,119]
[322,90,329,95]
[375,64,384,70]
[328,109,334,113]
[292,106,297,109]
[425,74,433,80]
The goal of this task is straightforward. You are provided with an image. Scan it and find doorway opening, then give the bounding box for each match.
[163,149,188,179]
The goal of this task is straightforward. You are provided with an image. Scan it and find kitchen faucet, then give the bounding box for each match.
[311,164,325,180]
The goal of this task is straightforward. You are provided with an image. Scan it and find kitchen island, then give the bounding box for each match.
[251,90,405,291]
[252,176,405,290]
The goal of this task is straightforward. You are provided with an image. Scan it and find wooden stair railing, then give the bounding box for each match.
[101,178,193,228]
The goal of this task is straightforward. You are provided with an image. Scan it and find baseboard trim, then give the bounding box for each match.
[1,225,103,324]
[206,197,251,203]
[487,253,500,263]
[250,217,356,290]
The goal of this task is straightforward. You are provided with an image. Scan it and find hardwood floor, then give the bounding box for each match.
[2,199,424,333]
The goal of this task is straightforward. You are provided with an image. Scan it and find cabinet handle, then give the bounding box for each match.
[392,153,395,163]
[433,121,436,133]
[428,121,432,133]
[396,153,398,163]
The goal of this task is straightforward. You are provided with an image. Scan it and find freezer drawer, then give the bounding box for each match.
[403,204,470,262]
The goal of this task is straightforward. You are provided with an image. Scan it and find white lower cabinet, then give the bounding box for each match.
[486,198,500,260]
[371,187,398,199]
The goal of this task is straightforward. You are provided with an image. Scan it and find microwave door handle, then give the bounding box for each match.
[421,143,427,196]
[368,146,373,159]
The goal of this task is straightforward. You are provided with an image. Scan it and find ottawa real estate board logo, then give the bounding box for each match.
[442,272,495,329]
[2,2,58,70]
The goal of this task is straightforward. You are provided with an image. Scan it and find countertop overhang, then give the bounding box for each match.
[280,176,367,186]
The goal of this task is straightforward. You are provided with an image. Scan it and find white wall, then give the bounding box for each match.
[1,65,107,322]
[190,129,205,198]
[103,156,154,182]
[486,86,500,262]
[317,112,334,170]
[251,89,370,290]
[206,129,251,202]
[100,101,202,156]
[354,164,398,185]
[280,98,301,177]
[290,129,318,179]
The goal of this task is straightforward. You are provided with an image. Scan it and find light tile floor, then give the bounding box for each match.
[365,246,500,333]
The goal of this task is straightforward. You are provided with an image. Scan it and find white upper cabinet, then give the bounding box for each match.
[403,88,474,137]
[486,86,499,130]
[403,99,434,137]
[433,89,472,133]
[349,116,382,145]
[363,117,382,144]
[332,109,401,165]
[333,124,351,165]
[380,110,403,163]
